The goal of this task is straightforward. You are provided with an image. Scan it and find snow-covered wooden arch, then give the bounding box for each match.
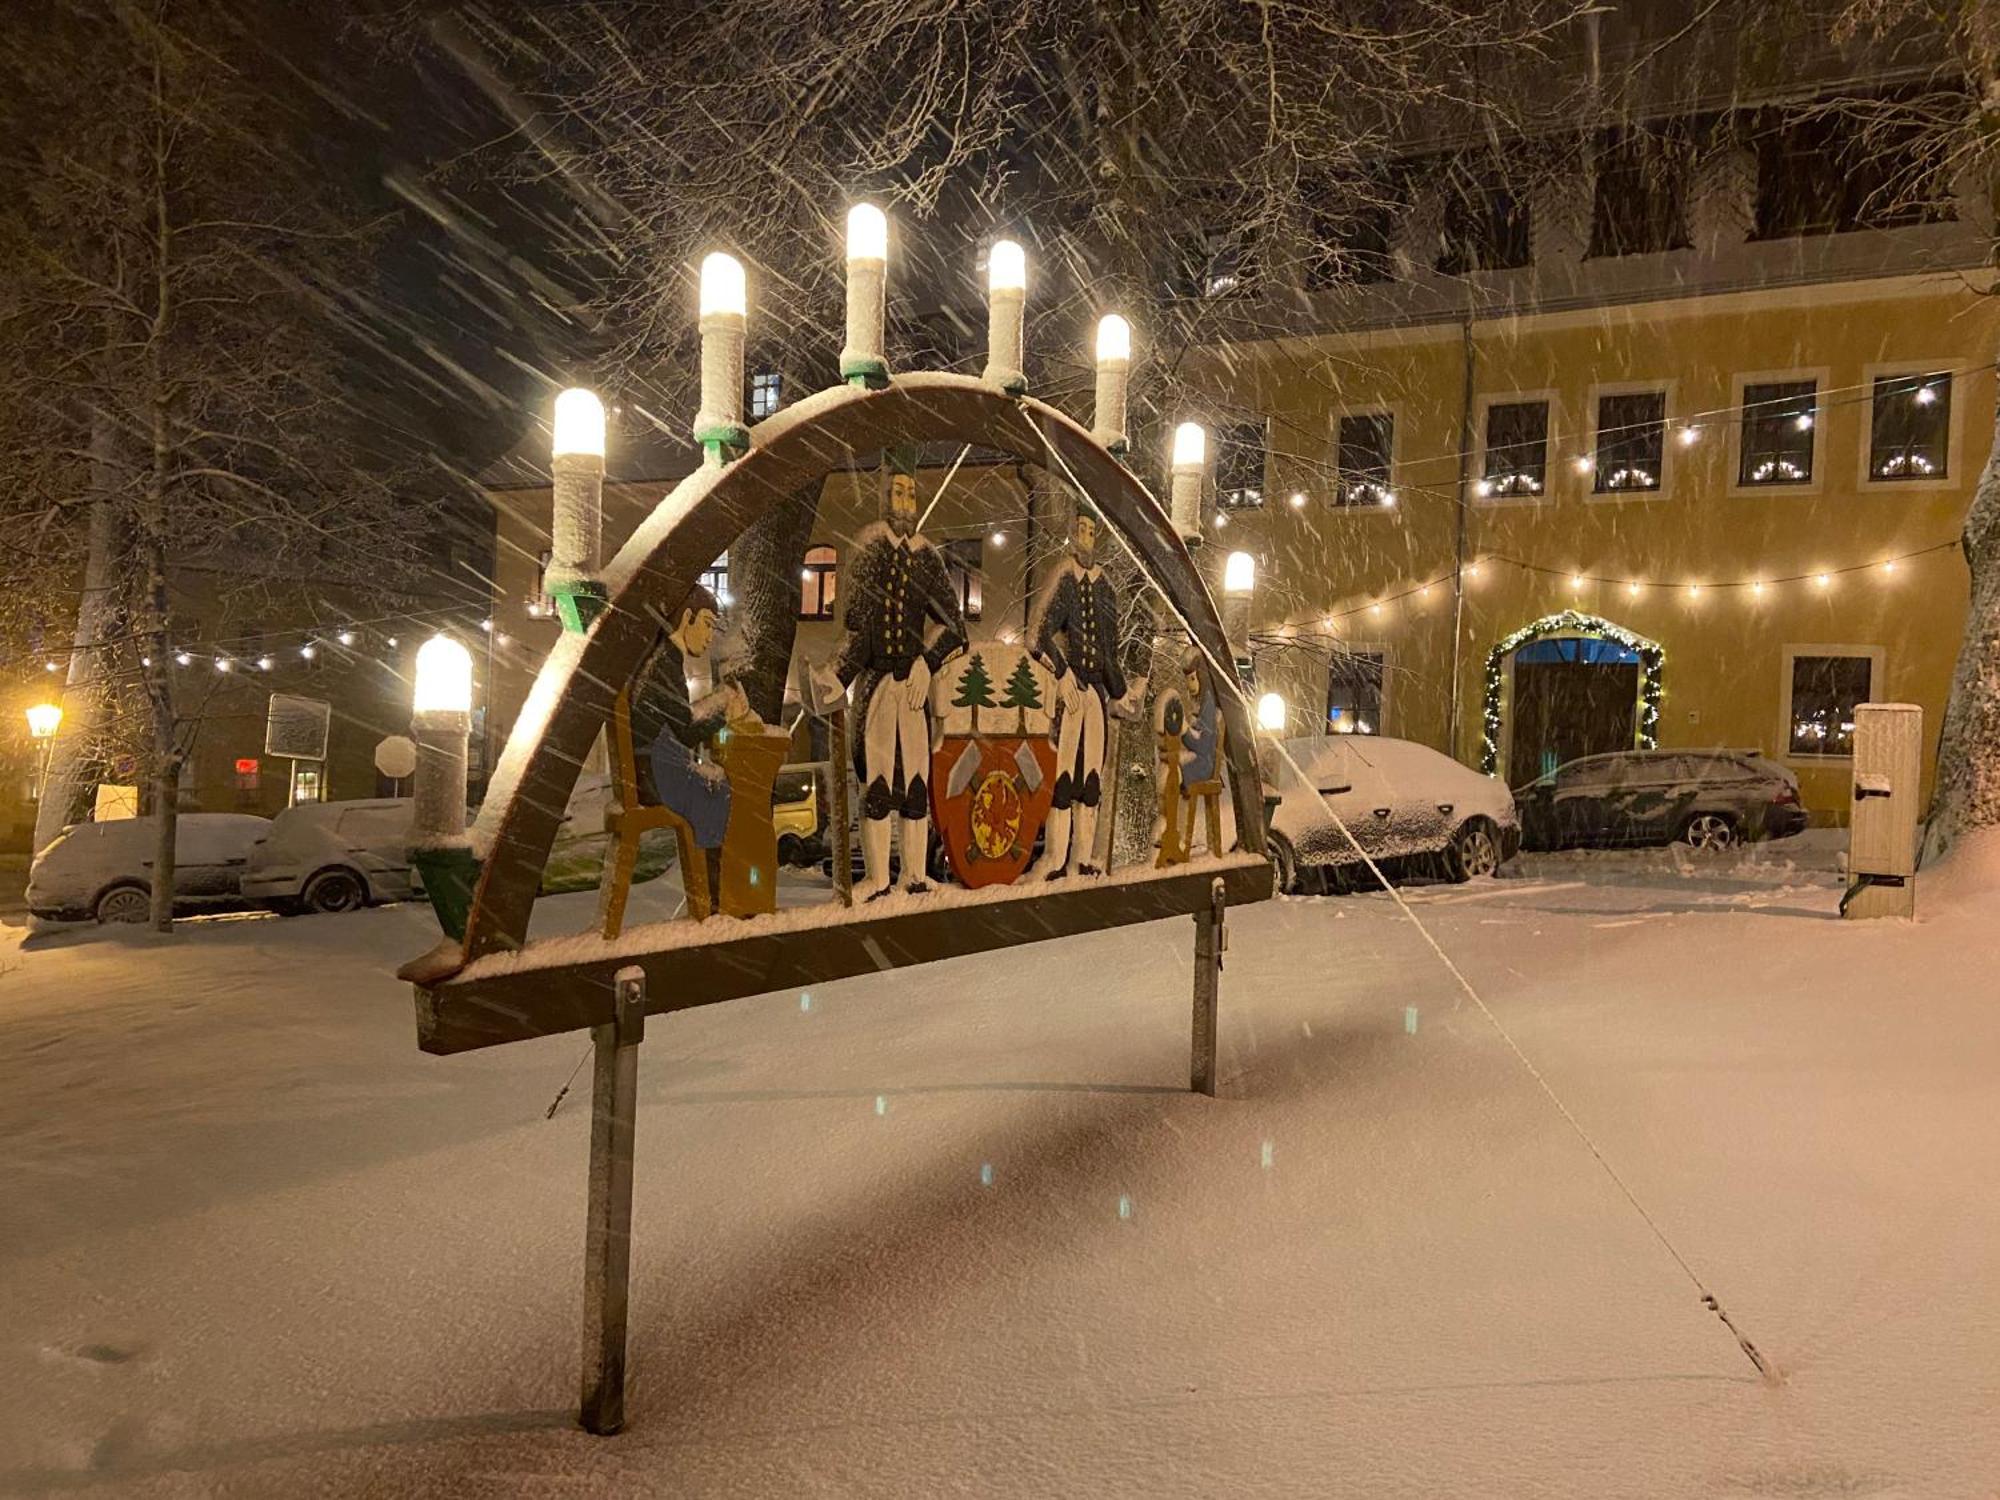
[406,372,1273,1054]
[398,367,1275,1436]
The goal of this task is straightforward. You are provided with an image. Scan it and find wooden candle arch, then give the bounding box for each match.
[402,371,1274,1434]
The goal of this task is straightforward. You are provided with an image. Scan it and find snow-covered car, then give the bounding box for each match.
[1263,734,1519,894]
[26,812,272,923]
[1514,748,1807,851]
[240,799,421,914]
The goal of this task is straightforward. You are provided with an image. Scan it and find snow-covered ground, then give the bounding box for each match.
[2,832,1997,1497]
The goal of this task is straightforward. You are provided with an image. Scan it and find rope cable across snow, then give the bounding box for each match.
[1034,415,1778,1384]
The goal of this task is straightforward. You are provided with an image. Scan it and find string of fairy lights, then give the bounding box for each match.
[9,355,1982,685]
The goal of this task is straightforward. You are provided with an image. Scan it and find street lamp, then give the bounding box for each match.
[25,702,60,803]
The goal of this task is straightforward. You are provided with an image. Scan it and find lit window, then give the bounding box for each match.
[1173,227,1254,299]
[1481,400,1549,496]
[699,552,731,609]
[1334,413,1395,507]
[1215,422,1267,509]
[1788,654,1873,757]
[1869,373,1950,480]
[1594,392,1665,492]
[944,538,983,621]
[749,371,782,420]
[1739,380,1817,486]
[1327,651,1385,735]
[798,544,837,621]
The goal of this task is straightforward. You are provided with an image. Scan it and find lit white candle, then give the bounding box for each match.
[840,203,889,387]
[549,388,606,609]
[411,635,473,844]
[1092,314,1131,455]
[982,239,1027,394]
[694,252,748,464]
[1170,421,1207,542]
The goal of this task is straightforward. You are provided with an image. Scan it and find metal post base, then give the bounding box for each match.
[580,969,645,1434]
[1191,876,1225,1095]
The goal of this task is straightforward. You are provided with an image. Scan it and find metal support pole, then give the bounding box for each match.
[580,967,645,1435]
[828,704,853,907]
[1190,876,1225,1096]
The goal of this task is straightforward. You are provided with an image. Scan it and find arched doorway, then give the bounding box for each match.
[1480,611,1662,785]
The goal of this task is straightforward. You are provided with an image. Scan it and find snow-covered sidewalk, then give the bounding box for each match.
[2,835,1997,1496]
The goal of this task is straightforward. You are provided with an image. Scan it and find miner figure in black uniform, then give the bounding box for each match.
[810,467,966,900]
[1029,506,1138,878]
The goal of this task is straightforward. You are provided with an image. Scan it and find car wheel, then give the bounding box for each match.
[94,884,151,924]
[1267,834,1297,895]
[303,868,368,914]
[1680,812,1737,851]
[777,833,804,868]
[1445,819,1501,883]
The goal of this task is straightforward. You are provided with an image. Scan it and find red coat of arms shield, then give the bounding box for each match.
[928,646,1059,888]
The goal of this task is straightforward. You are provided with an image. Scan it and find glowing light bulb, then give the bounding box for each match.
[1223,551,1256,595]
[1678,425,1701,447]
[1475,478,1493,497]
[300,643,316,660]
[215,658,232,672]
[1380,490,1398,508]
[1172,421,1207,469]
[1570,573,1584,590]
[1370,602,1383,617]
[1094,313,1130,364]
[553,387,606,458]
[1626,582,1641,598]
[845,202,888,264]
[1687,583,1702,599]
[1752,580,1766,596]
[1794,412,1815,431]
[698,252,746,318]
[987,239,1026,292]
[1880,559,1897,575]
[1212,512,1228,529]
[43,660,57,672]
[1914,384,1938,406]
[386,636,398,648]
[413,634,474,715]
[1815,572,1831,589]
[1289,491,1307,509]
[26,703,62,739]
[257,655,273,671]
[175,651,192,667]
[337,629,356,647]
[1256,692,1286,731]
[990,530,1007,546]
[1574,455,1594,474]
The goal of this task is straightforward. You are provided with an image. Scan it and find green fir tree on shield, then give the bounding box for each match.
[953,651,997,733]
[1000,653,1043,733]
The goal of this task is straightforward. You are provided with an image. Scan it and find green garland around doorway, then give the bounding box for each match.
[1479,610,1663,776]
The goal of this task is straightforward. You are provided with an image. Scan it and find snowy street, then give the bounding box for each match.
[3,836,1997,1497]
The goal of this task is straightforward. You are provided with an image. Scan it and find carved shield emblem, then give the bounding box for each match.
[929,645,1059,888]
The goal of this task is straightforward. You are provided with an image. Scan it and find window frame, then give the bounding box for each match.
[698,552,731,609]
[1777,643,1884,765]
[943,536,984,622]
[1585,381,1676,502]
[1859,362,1959,490]
[1329,405,1400,512]
[748,370,783,421]
[1326,645,1390,737]
[797,542,838,622]
[1472,390,1558,505]
[1728,368,1829,497]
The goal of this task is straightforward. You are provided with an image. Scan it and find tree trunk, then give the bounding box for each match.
[139,468,178,933]
[33,411,129,852]
[1923,358,2000,864]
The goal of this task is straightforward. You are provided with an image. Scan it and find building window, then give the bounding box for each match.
[290,763,325,805]
[532,547,555,618]
[1594,391,1665,493]
[1327,651,1385,735]
[1215,422,1267,509]
[1869,373,1950,480]
[1305,177,1398,288]
[1588,127,1691,257]
[1739,380,1817,486]
[1437,168,1531,274]
[1172,227,1255,299]
[749,371,782,420]
[1481,400,1549,497]
[1334,413,1395,507]
[943,538,983,621]
[1751,104,1954,239]
[798,544,837,620]
[1788,654,1873,757]
[699,552,731,608]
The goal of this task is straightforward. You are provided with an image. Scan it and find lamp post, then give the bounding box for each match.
[409,634,478,940]
[982,239,1027,394]
[1170,422,1208,544]
[25,702,61,804]
[694,252,749,466]
[1092,314,1131,457]
[550,387,609,633]
[840,203,889,388]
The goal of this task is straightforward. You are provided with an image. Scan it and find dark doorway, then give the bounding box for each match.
[1508,636,1640,784]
